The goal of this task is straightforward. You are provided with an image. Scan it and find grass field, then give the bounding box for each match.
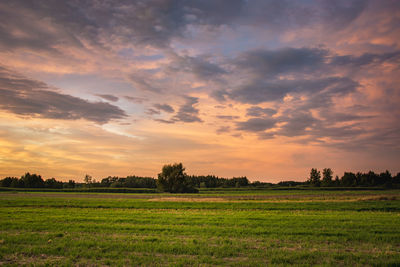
[1,190,399,266]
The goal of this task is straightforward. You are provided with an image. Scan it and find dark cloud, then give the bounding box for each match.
[128,72,163,93]
[327,125,400,151]
[108,0,245,48]
[319,0,369,30]
[154,118,175,124]
[216,115,240,120]
[258,132,275,140]
[235,47,328,77]
[234,98,371,141]
[219,47,368,105]
[96,94,119,102]
[246,106,276,117]
[330,51,400,67]
[0,0,246,51]
[153,103,174,113]
[231,47,400,83]
[124,96,147,103]
[0,0,371,55]
[312,124,365,139]
[172,96,202,123]
[150,97,201,124]
[0,66,126,124]
[236,117,277,132]
[214,46,397,144]
[216,126,231,134]
[0,2,84,54]
[278,112,317,137]
[145,108,161,116]
[318,110,374,123]
[168,54,227,80]
[228,76,358,104]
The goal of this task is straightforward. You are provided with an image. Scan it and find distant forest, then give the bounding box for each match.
[1,167,399,190]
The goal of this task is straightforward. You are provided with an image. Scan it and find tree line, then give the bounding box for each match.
[307,168,400,187]
[0,167,250,191]
[1,165,399,192]
[0,173,75,189]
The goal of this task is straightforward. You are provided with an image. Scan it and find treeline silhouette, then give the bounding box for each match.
[0,173,251,189]
[305,168,400,188]
[1,169,399,190]
[0,173,75,189]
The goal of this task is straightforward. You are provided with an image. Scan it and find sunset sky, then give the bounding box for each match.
[0,0,399,182]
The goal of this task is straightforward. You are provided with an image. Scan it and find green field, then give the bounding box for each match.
[1,190,400,266]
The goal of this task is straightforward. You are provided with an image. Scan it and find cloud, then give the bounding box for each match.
[236,117,277,132]
[246,106,277,117]
[0,0,384,61]
[154,103,174,113]
[0,66,126,124]
[96,94,119,102]
[216,115,240,120]
[0,2,83,53]
[167,53,227,80]
[128,71,164,93]
[278,112,317,137]
[172,96,202,123]
[145,108,161,116]
[124,96,147,103]
[319,0,369,30]
[330,51,400,68]
[227,76,359,104]
[235,47,328,77]
[0,0,247,53]
[216,126,231,134]
[154,118,175,124]
[209,47,398,106]
[152,96,202,124]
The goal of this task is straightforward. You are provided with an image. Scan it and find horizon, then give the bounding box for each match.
[2,166,398,184]
[0,0,399,182]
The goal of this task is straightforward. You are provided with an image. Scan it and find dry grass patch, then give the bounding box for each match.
[148,197,227,202]
[1,253,66,266]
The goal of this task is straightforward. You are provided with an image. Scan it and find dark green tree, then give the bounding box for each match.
[341,172,357,187]
[322,168,333,186]
[44,178,63,189]
[0,177,17,187]
[157,163,198,193]
[21,173,44,188]
[308,168,321,186]
[63,180,76,188]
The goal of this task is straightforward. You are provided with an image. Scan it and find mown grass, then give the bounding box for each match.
[1,190,399,266]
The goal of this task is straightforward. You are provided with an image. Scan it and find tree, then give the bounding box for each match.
[308,168,321,186]
[84,174,92,186]
[322,168,333,186]
[21,173,44,188]
[341,172,357,187]
[0,177,17,187]
[63,180,76,189]
[157,163,198,193]
[44,178,63,189]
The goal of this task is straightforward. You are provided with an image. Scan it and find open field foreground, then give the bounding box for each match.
[1,190,400,266]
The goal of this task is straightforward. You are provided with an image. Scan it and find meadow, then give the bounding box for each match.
[0,189,399,266]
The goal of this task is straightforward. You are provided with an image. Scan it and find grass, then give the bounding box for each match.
[1,190,399,266]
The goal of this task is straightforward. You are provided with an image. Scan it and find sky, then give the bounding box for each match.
[0,0,399,182]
